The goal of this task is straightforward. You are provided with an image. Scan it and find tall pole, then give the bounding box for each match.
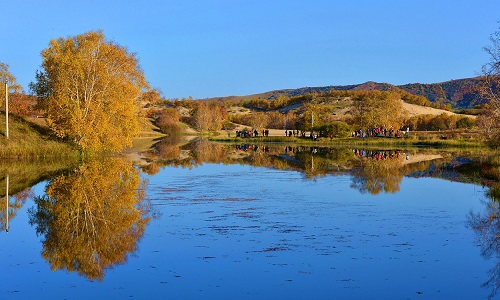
[5,83,8,139]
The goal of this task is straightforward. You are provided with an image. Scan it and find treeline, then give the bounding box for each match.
[239,89,445,111]
[240,94,313,110]
[407,113,475,131]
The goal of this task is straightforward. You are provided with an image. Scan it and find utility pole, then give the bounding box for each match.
[5,174,9,232]
[5,83,8,139]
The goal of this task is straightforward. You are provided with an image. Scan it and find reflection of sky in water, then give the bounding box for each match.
[0,163,493,299]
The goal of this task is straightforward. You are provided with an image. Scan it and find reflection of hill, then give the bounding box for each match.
[0,159,79,232]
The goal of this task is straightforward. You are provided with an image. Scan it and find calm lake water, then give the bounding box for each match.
[1,141,499,299]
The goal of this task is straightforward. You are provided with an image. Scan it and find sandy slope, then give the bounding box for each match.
[401,101,476,118]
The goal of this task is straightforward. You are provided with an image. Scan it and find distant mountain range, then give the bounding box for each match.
[208,77,487,109]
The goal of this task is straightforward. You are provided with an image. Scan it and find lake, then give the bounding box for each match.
[1,140,499,299]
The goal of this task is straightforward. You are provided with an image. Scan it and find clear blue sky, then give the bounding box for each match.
[1,0,499,99]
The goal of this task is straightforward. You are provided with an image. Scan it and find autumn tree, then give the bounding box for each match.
[301,103,333,131]
[7,93,37,117]
[0,62,23,113]
[30,31,149,152]
[0,62,22,93]
[349,91,373,129]
[245,112,269,129]
[191,101,227,131]
[29,157,151,281]
[266,111,298,129]
[0,62,37,117]
[272,95,291,109]
[480,27,500,147]
[301,103,321,130]
[349,91,406,130]
[139,88,164,107]
[265,111,284,129]
[154,108,181,135]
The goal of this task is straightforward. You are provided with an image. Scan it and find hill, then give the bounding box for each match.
[206,77,487,109]
[399,77,485,108]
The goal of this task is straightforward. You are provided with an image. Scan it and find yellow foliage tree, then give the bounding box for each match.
[0,62,22,93]
[0,62,23,113]
[32,31,149,152]
[349,91,406,130]
[191,101,227,131]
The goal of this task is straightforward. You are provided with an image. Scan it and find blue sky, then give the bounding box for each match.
[1,0,499,99]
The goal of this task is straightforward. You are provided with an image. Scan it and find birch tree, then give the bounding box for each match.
[31,31,149,152]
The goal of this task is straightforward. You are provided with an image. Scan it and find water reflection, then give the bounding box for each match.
[351,156,404,194]
[0,160,75,233]
[467,161,500,299]
[138,138,475,195]
[0,139,499,296]
[28,157,151,281]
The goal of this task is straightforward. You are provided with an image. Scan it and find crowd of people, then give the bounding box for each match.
[234,129,270,138]
[353,126,409,138]
[233,126,412,140]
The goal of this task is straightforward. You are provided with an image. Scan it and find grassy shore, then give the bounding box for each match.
[0,114,81,159]
[209,134,488,149]
[0,112,489,160]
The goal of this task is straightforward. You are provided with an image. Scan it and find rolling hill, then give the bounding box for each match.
[206,77,488,109]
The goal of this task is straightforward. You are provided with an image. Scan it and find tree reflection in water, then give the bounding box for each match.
[350,151,405,194]
[467,161,500,299]
[29,157,151,281]
[138,139,467,195]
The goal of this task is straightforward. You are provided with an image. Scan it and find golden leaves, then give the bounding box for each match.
[37,31,149,152]
[30,157,150,281]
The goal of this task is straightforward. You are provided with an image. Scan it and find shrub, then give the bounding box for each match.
[456,117,475,129]
[316,122,353,138]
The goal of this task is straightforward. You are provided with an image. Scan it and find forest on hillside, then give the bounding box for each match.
[207,77,491,110]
